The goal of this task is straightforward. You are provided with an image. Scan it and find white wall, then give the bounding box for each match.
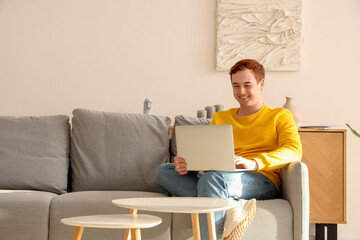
[0,0,359,239]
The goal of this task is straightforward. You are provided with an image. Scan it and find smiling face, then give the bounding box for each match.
[231,69,264,114]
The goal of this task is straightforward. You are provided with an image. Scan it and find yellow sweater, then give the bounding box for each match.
[211,104,302,190]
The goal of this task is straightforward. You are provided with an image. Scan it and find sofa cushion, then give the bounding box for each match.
[0,115,70,194]
[170,115,211,161]
[49,191,171,240]
[70,109,171,192]
[0,190,58,240]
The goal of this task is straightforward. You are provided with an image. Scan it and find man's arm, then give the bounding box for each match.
[252,110,302,171]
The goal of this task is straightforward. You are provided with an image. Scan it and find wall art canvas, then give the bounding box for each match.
[216,0,303,71]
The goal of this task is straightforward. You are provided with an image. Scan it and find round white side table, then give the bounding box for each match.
[112,197,237,240]
[61,214,162,240]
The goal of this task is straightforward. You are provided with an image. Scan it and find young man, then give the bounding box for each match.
[156,59,302,239]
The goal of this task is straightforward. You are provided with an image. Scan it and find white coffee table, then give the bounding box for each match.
[61,214,162,240]
[112,197,237,240]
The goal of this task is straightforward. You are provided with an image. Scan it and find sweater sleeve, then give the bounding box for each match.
[252,109,302,171]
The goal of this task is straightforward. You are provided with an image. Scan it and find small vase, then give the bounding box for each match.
[282,96,302,127]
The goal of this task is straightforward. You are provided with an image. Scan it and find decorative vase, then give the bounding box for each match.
[197,110,207,118]
[214,104,224,112]
[282,96,302,127]
[205,106,216,119]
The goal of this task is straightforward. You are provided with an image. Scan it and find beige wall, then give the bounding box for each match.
[0,0,359,239]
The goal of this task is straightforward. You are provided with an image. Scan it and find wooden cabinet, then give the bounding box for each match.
[298,128,347,224]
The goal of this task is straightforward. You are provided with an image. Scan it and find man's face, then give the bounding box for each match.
[231,69,264,108]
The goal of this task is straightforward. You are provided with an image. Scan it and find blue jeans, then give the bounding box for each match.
[156,163,280,240]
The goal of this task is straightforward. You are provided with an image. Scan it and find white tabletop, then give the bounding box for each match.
[112,197,238,214]
[61,214,162,229]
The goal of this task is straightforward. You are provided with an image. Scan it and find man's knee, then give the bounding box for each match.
[158,163,175,172]
[156,163,174,183]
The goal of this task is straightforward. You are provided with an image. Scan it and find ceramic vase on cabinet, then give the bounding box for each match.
[282,96,302,127]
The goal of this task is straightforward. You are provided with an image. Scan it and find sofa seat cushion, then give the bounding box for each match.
[49,191,171,240]
[172,199,293,240]
[70,109,171,193]
[0,190,58,240]
[0,115,70,194]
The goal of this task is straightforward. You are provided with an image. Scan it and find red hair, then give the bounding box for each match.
[229,59,265,83]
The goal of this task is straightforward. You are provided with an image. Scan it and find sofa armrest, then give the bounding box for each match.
[281,161,310,240]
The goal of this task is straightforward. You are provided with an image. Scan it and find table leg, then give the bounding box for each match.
[72,226,84,240]
[327,224,337,240]
[191,213,201,240]
[131,228,142,240]
[124,209,137,240]
[316,224,325,240]
[316,224,338,240]
[207,212,216,240]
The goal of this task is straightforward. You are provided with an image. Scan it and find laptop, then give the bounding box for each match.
[175,124,251,172]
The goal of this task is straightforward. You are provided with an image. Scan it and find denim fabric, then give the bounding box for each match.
[156,163,280,240]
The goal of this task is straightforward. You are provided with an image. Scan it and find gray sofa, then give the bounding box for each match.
[0,109,309,240]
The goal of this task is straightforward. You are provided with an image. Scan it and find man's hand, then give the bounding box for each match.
[235,156,258,170]
[174,156,188,175]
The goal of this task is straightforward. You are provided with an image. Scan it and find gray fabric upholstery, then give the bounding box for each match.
[170,115,211,161]
[172,199,293,240]
[0,111,309,240]
[49,191,171,240]
[0,190,57,240]
[243,199,293,240]
[282,161,310,240]
[0,115,70,194]
[70,109,171,192]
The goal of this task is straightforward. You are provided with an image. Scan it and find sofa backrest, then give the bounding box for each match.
[70,109,171,193]
[0,115,70,194]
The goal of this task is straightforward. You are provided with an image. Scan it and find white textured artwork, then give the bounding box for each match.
[216,0,302,71]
